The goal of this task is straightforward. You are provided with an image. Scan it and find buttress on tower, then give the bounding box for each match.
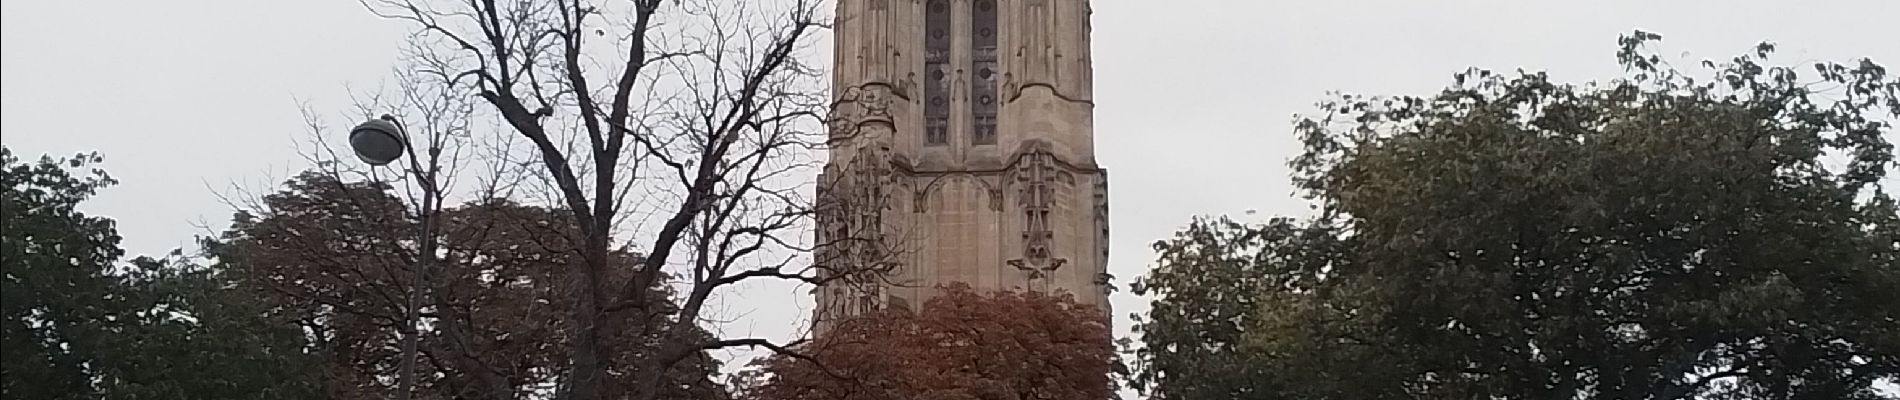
[814,0,1108,331]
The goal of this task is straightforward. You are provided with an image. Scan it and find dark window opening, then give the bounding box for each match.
[923,0,951,146]
[969,0,999,145]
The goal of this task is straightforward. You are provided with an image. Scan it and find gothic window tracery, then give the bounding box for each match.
[970,0,999,145]
[923,0,950,146]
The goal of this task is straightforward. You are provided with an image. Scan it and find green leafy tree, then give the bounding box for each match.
[1,148,123,399]
[1,147,321,399]
[1132,32,1900,400]
[88,255,325,399]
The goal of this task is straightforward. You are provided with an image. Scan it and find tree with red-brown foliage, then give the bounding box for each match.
[741,284,1115,400]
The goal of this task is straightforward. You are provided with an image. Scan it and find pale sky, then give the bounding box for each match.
[6,0,1898,388]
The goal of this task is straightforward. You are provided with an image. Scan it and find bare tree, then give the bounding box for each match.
[228,52,735,399]
[353,0,894,399]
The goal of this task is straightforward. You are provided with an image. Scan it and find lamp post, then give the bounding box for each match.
[349,115,438,400]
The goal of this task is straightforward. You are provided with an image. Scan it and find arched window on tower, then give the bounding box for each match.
[922,0,950,146]
[970,0,999,145]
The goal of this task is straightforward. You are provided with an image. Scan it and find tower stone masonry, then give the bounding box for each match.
[815,0,1107,331]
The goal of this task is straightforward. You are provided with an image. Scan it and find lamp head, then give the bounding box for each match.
[349,117,406,166]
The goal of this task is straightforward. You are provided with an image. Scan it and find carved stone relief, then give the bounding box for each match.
[1006,0,1055,103]
[1005,149,1067,292]
[830,84,896,141]
[843,144,895,268]
[819,129,902,314]
[914,173,1003,213]
[1093,172,1111,298]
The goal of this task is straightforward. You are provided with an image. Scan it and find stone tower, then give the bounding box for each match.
[814,0,1107,331]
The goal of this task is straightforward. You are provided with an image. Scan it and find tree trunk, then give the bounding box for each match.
[564,233,611,400]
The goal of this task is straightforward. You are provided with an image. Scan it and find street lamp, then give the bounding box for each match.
[350,117,408,166]
[349,115,437,400]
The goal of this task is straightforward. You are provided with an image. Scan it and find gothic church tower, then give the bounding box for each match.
[815,0,1107,330]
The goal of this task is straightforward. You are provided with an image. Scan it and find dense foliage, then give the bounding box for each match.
[1,147,321,399]
[206,171,727,399]
[1131,32,1900,400]
[745,285,1116,400]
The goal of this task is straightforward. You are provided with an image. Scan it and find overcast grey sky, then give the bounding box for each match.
[6,0,1899,383]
